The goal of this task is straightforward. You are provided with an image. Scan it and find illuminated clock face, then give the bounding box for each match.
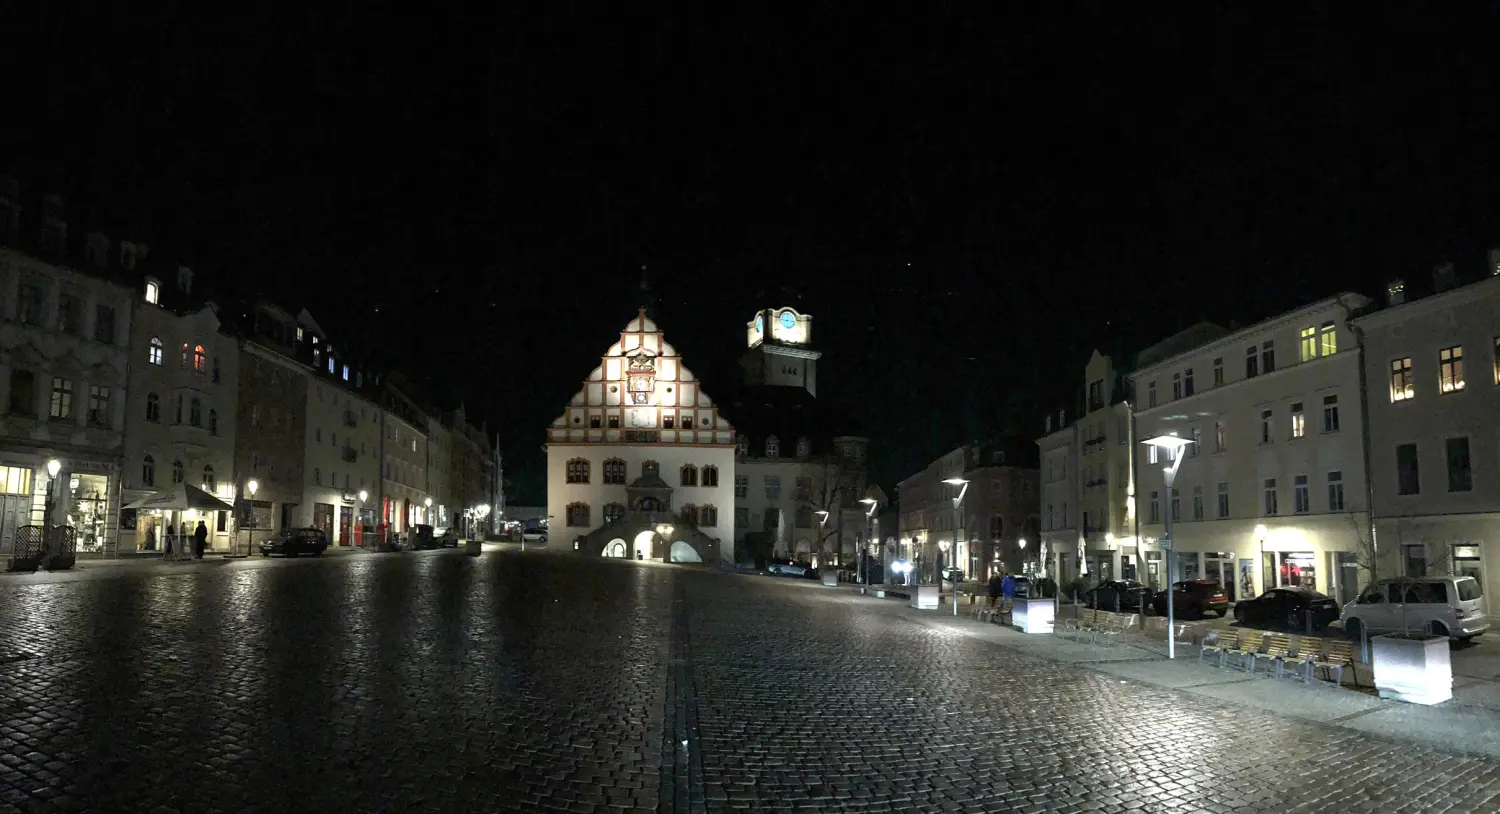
[754,316,763,334]
[779,311,796,330]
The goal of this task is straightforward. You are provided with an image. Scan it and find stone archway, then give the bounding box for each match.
[670,541,702,563]
[602,538,627,558]
[632,530,656,561]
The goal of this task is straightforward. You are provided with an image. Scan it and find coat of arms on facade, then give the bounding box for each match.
[626,351,656,405]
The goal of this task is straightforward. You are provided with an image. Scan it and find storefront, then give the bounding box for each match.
[0,454,119,556]
[1264,550,1319,593]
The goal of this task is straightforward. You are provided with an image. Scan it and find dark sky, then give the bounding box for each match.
[6,4,1499,502]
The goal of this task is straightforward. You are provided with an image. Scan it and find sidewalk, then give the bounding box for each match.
[840,582,1500,762]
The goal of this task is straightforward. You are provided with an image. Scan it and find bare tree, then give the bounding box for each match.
[797,461,862,561]
[1344,511,1380,585]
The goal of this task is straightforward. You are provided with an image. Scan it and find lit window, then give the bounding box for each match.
[1147,444,1158,465]
[144,280,159,304]
[342,365,349,381]
[1290,403,1305,439]
[297,327,304,341]
[1440,346,1464,393]
[328,357,335,374]
[1300,326,1317,362]
[1495,336,1500,385]
[202,465,215,492]
[1319,321,1337,355]
[49,377,73,419]
[193,344,206,373]
[1390,357,1414,401]
[149,337,163,365]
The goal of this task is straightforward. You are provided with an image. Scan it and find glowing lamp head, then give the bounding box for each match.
[1255,524,1268,538]
[247,479,259,497]
[45,459,61,478]
[358,489,369,502]
[424,497,432,508]
[1018,538,1027,549]
[942,477,969,486]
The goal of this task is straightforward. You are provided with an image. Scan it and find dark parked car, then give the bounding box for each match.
[1153,579,1230,618]
[1085,580,1153,612]
[1235,586,1341,630]
[437,527,460,548]
[411,524,438,550]
[260,527,330,558]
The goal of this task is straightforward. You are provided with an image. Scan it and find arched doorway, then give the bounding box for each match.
[669,541,701,563]
[603,538,627,558]
[632,530,656,561]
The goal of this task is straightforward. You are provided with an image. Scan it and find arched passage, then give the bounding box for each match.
[632,530,655,561]
[603,538,627,558]
[669,541,702,563]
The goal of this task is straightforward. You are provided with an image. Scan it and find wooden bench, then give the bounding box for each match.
[1226,629,1264,671]
[1199,629,1232,667]
[1279,636,1318,683]
[976,598,1014,624]
[1250,632,1291,676]
[1095,612,1136,645]
[1309,637,1360,688]
[1063,608,1106,642]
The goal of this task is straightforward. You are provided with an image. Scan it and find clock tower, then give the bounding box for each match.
[741,307,820,396]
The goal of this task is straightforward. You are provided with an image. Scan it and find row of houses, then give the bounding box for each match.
[0,178,494,556]
[1040,256,1500,607]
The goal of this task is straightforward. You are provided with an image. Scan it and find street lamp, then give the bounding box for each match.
[244,479,260,556]
[1255,524,1268,595]
[942,477,969,617]
[1141,432,1195,659]
[860,496,879,585]
[42,459,61,558]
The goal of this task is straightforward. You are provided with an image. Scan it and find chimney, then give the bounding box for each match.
[1433,262,1456,293]
[1386,279,1406,306]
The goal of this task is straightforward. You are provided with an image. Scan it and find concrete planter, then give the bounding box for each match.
[465,540,481,556]
[910,585,939,610]
[1373,632,1452,705]
[1011,599,1055,634]
[822,571,839,587]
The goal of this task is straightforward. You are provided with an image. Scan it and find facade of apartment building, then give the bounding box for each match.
[1038,410,1079,586]
[1129,295,1373,605]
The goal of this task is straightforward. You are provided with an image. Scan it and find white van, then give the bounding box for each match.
[1341,576,1488,642]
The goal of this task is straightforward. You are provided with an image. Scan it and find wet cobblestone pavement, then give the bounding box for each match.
[2,552,1500,812]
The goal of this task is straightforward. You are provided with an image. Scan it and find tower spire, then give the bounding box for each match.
[638,263,656,318]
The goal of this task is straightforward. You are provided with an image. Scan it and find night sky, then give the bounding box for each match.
[6,4,1499,502]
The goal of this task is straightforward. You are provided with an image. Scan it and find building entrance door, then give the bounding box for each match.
[338,506,353,545]
[1204,552,1236,600]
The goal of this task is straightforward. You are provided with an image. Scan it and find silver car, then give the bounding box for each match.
[1341,576,1488,642]
[767,563,808,577]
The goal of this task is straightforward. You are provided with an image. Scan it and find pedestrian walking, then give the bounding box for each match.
[987,572,1004,607]
[1001,572,1017,602]
[193,520,208,559]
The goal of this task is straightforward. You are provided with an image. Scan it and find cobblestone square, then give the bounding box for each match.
[0,552,1498,812]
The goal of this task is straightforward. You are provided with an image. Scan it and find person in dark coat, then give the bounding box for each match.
[193,521,209,559]
[987,573,1004,607]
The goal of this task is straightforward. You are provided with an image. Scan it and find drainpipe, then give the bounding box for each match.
[1343,299,1379,586]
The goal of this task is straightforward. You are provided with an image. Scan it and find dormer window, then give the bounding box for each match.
[176,265,193,295]
[766,435,780,458]
[297,327,304,342]
[120,242,139,270]
[342,365,350,381]
[795,437,811,458]
[144,279,159,305]
[327,357,335,374]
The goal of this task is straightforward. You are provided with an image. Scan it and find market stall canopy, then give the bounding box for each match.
[123,483,234,512]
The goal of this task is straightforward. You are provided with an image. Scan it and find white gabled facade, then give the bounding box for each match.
[1129,294,1373,605]
[546,308,736,564]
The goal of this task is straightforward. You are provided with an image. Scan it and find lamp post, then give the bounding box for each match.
[1141,433,1196,659]
[942,477,969,616]
[814,510,829,571]
[1255,523,1268,596]
[424,496,432,525]
[41,459,61,560]
[860,496,879,585]
[937,538,952,614]
[1018,537,1027,576]
[244,479,260,556]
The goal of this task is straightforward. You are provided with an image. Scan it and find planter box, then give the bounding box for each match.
[822,571,839,587]
[465,540,481,556]
[910,585,939,610]
[1011,599,1055,634]
[1373,632,1452,705]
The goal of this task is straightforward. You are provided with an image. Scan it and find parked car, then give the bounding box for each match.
[1341,576,1488,642]
[1152,579,1230,618]
[411,524,438,550]
[767,562,808,577]
[436,527,460,548]
[521,528,548,544]
[260,527,330,558]
[1085,580,1152,612]
[1234,586,1341,630]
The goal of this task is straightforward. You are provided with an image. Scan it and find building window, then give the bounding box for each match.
[53,294,78,335]
[327,357,335,374]
[193,345,207,373]
[699,505,718,527]
[141,455,155,487]
[1192,485,1204,521]
[1439,346,1465,393]
[1147,381,1157,408]
[736,435,748,456]
[1213,420,1226,453]
[602,458,626,484]
[1396,443,1420,495]
[734,475,747,498]
[16,282,44,325]
[146,392,160,422]
[314,467,321,485]
[1088,380,1104,411]
[171,459,184,485]
[566,458,590,484]
[1212,357,1224,387]
[1189,427,1201,457]
[49,378,73,419]
[589,415,601,429]
[202,465,215,492]
[795,437,811,458]
[180,342,190,369]
[144,280,159,304]
[1245,346,1258,378]
[1147,444,1158,465]
[94,305,115,343]
[680,464,698,486]
[190,397,203,428]
[88,385,110,426]
[1148,491,1160,524]
[1327,471,1345,512]
[342,365,349,381]
[663,415,674,429]
[1263,478,1278,515]
[1300,326,1317,362]
[766,436,780,457]
[1172,372,1182,400]
[1216,482,1230,519]
[1319,321,1337,356]
[702,465,719,487]
[212,356,221,383]
[1293,474,1310,514]
[1260,409,1273,444]
[603,503,626,524]
[606,415,620,429]
[566,503,590,527]
[1170,488,1180,522]
[209,409,218,435]
[149,337,163,365]
[1447,437,1473,492]
[1390,357,1414,401]
[734,507,750,529]
[641,461,659,478]
[793,506,813,529]
[764,475,781,499]
[1290,403,1305,439]
[1262,341,1276,374]
[1322,395,1340,433]
[1183,368,1194,397]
